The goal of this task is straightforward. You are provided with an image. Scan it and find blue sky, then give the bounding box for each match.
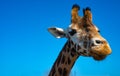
[0,0,120,76]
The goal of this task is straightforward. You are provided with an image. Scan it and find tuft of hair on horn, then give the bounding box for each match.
[72,4,80,10]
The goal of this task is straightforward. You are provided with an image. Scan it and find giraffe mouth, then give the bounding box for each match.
[90,51,107,61]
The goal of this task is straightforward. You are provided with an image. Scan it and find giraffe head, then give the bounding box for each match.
[48,5,112,61]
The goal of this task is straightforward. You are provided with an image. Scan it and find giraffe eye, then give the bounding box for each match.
[69,29,77,36]
[98,30,100,33]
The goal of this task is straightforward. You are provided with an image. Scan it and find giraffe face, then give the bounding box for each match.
[68,20,111,60]
[68,8,112,60]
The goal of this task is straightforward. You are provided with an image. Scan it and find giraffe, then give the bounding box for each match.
[48,4,112,76]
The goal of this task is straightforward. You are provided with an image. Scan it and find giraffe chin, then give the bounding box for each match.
[91,52,107,61]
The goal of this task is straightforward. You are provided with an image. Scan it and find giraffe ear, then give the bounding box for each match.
[48,27,66,38]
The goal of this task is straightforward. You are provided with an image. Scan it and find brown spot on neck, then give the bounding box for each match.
[49,41,79,76]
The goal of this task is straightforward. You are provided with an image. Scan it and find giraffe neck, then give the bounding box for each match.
[49,40,79,76]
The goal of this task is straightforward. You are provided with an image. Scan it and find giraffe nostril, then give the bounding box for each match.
[95,40,103,44]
